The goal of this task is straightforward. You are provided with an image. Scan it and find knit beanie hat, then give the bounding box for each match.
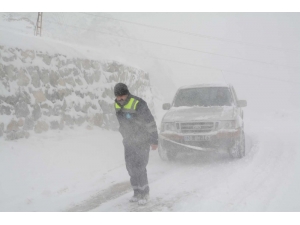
[114,83,129,96]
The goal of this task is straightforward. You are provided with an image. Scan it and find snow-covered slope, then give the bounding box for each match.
[0,12,177,101]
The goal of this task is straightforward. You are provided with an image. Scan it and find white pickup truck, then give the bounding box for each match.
[158,83,247,161]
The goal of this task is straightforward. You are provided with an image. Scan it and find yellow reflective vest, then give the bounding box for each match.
[115,97,139,113]
[114,95,158,145]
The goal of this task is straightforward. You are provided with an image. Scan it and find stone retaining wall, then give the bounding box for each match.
[0,45,154,140]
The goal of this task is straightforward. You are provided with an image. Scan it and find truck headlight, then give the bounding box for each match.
[217,121,236,130]
[162,122,177,132]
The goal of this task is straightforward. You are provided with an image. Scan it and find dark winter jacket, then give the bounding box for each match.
[115,94,158,146]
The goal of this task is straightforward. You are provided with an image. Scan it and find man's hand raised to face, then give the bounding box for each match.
[151,145,158,150]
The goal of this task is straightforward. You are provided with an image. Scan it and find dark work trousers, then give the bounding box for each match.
[124,141,150,197]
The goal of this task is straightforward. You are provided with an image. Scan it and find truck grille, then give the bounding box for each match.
[180,122,215,133]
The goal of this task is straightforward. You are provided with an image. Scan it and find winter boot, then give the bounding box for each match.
[129,190,141,202]
[138,194,149,205]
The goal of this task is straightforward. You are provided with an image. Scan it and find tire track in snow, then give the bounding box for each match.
[65,181,131,212]
[225,131,286,211]
[227,129,296,211]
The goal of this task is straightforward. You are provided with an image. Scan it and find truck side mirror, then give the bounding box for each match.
[162,103,171,110]
[237,100,247,107]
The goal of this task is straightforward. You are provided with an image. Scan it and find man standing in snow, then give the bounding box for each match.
[114,83,158,205]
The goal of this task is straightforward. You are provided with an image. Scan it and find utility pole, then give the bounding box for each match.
[34,12,43,36]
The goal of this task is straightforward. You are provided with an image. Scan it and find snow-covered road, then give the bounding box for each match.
[90,111,299,212]
[1,110,299,212]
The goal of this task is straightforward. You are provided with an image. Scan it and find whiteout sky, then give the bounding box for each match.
[108,12,300,113]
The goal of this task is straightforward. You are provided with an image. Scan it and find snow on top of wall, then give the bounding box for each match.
[0,29,111,63]
[0,12,149,71]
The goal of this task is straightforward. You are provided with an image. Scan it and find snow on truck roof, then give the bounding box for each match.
[178,83,231,90]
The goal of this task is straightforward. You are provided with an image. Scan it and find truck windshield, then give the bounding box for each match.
[173,87,233,107]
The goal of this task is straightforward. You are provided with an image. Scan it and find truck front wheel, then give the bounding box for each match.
[158,139,178,161]
[229,130,245,158]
